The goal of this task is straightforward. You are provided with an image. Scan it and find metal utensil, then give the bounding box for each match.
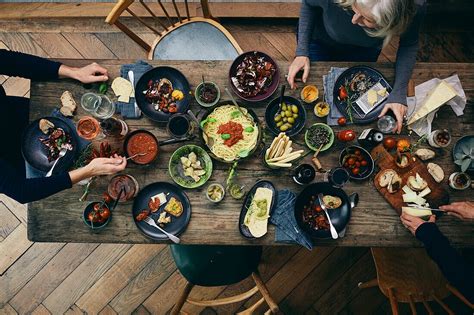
[187,109,214,149]
[126,152,148,161]
[111,188,125,211]
[317,193,339,240]
[224,87,254,126]
[278,85,286,109]
[406,204,445,213]
[46,148,68,177]
[143,216,180,243]
[128,70,142,117]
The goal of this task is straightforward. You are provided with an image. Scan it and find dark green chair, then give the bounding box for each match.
[170,245,280,314]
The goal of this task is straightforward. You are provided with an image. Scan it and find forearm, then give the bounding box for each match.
[58,64,82,81]
[68,166,94,185]
[295,0,317,57]
[416,223,474,303]
[386,43,418,105]
[0,49,61,80]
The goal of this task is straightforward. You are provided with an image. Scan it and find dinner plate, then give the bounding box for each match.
[21,116,78,174]
[265,95,306,137]
[333,66,392,124]
[239,180,277,239]
[132,182,191,241]
[135,66,190,123]
[169,145,213,189]
[452,135,474,172]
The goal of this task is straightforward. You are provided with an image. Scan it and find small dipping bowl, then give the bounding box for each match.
[301,85,319,103]
[83,202,111,230]
[206,183,225,203]
[195,81,220,107]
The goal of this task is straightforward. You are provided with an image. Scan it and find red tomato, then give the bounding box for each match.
[87,212,95,222]
[361,160,368,166]
[337,117,347,126]
[355,149,361,156]
[102,192,113,204]
[314,206,322,212]
[338,86,348,100]
[352,167,360,175]
[93,203,101,211]
[338,130,356,142]
[355,161,361,167]
[169,106,178,113]
[100,207,111,220]
[383,137,397,150]
[347,157,355,166]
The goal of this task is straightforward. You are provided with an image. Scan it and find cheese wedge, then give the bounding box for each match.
[402,206,432,218]
[408,81,457,125]
[245,187,272,238]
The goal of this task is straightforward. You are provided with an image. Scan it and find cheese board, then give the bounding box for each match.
[371,144,449,216]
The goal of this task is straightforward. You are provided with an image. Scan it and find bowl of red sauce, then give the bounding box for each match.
[124,130,159,165]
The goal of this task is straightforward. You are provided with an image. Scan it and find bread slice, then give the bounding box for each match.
[60,91,77,117]
[379,169,397,188]
[164,197,183,217]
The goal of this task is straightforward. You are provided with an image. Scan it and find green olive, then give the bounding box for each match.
[282,104,287,111]
[274,114,282,122]
[282,117,288,122]
[276,121,283,127]
[280,124,289,131]
[293,114,299,119]
[287,117,295,124]
[285,110,292,117]
[291,105,299,114]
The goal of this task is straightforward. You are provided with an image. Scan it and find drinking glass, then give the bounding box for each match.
[94,95,115,119]
[76,116,104,140]
[81,93,101,113]
[377,115,397,134]
[167,113,195,139]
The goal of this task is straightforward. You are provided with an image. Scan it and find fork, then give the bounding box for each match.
[143,216,180,243]
[317,193,339,240]
[46,148,68,177]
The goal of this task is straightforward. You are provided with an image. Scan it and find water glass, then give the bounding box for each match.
[377,115,397,134]
[80,93,115,119]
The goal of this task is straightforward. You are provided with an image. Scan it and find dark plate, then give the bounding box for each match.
[294,182,353,239]
[265,96,306,137]
[452,135,474,173]
[135,66,190,123]
[229,51,280,102]
[132,182,191,241]
[339,145,375,180]
[199,101,262,164]
[21,116,78,173]
[333,66,392,124]
[239,180,277,239]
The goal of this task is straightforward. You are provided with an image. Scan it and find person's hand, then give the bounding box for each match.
[85,154,127,176]
[287,56,310,89]
[400,212,435,236]
[59,62,109,84]
[378,103,407,134]
[440,201,474,220]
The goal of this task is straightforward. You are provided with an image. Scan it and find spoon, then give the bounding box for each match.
[187,110,214,149]
[126,152,148,161]
[317,193,339,240]
[224,88,254,126]
[46,148,68,177]
[278,85,286,110]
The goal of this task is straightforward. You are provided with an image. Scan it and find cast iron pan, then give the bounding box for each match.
[333,65,392,124]
[294,182,358,239]
[135,66,190,123]
[239,180,277,239]
[265,95,306,137]
[132,182,191,241]
[21,116,78,174]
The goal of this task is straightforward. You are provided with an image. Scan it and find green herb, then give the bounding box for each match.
[99,82,108,94]
[409,135,427,154]
[221,133,231,140]
[73,144,93,169]
[200,119,208,129]
[244,126,254,133]
[231,111,241,118]
[238,149,250,158]
[208,118,217,123]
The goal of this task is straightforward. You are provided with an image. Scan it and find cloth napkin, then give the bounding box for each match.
[407,74,467,137]
[116,60,153,119]
[323,67,348,126]
[270,189,313,250]
[25,109,91,179]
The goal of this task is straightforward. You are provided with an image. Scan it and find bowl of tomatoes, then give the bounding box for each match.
[82,193,114,230]
[339,145,374,180]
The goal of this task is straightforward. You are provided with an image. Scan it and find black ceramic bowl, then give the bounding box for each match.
[265,96,306,137]
[82,202,111,230]
[339,145,374,180]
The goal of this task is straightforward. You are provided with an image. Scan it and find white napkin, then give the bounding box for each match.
[407,75,466,136]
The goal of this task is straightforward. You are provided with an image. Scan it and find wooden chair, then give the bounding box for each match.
[105,0,243,60]
[358,248,474,315]
[169,245,279,314]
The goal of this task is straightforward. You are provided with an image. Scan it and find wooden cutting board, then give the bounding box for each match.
[370,144,449,215]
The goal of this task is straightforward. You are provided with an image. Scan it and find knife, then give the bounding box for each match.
[405,79,416,120]
[127,70,142,117]
[406,204,445,212]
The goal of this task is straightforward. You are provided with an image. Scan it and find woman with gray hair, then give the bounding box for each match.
[287,0,426,133]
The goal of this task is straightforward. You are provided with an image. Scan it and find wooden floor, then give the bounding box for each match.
[0,15,473,315]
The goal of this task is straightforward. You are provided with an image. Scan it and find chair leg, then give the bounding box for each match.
[422,301,434,315]
[171,281,194,315]
[408,295,417,315]
[446,284,474,309]
[252,271,279,314]
[358,278,378,289]
[388,288,399,315]
[432,295,454,315]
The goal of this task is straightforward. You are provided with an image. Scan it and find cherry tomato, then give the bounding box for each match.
[352,167,360,175]
[355,161,361,167]
[102,192,113,204]
[337,117,347,126]
[383,137,397,150]
[169,106,178,113]
[347,157,355,166]
[148,198,161,212]
[338,86,348,100]
[344,162,349,167]
[338,130,356,142]
[314,205,322,212]
[397,139,411,152]
[88,212,95,222]
[361,160,368,166]
[100,208,111,220]
[93,203,101,211]
[354,149,361,156]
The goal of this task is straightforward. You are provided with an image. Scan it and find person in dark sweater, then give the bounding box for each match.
[401,201,474,304]
[0,50,126,204]
[287,0,426,133]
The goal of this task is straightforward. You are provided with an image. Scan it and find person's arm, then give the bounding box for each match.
[0,49,61,81]
[295,0,319,58]
[416,223,474,303]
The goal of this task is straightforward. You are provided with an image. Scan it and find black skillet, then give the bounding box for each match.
[21,116,78,174]
[294,182,358,239]
[135,66,190,123]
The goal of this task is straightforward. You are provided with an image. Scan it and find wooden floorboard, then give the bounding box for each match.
[1,13,473,315]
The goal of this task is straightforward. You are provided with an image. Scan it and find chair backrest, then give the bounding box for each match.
[105,0,219,53]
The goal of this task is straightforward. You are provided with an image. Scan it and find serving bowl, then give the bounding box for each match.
[265,95,306,137]
[304,123,334,152]
[339,145,375,180]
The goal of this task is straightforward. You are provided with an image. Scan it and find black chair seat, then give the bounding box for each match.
[170,245,262,287]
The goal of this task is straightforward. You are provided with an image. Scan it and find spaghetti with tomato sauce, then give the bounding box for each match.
[217,121,243,147]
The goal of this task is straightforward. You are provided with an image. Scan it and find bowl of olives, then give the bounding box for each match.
[265,95,306,137]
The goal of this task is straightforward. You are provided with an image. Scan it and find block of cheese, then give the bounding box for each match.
[402,206,432,218]
[408,81,457,125]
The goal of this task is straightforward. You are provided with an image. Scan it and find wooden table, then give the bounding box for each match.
[28,60,474,247]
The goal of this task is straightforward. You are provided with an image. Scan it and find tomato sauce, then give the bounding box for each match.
[217,121,244,147]
[126,132,158,164]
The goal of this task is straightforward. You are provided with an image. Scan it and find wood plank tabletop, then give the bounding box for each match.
[27,59,474,247]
